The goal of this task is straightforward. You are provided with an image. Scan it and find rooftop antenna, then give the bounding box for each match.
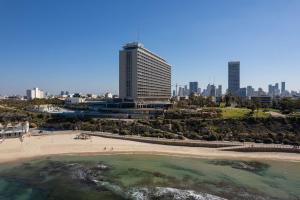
[137,26,140,42]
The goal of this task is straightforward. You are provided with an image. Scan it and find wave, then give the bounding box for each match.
[93,180,226,200]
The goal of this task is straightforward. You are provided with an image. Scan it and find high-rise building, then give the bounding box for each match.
[216,85,222,97]
[197,88,202,95]
[269,83,281,97]
[189,82,198,95]
[281,82,286,94]
[119,42,171,102]
[178,87,184,97]
[184,85,189,96]
[228,61,240,96]
[239,88,247,97]
[26,88,45,100]
[210,85,216,97]
[274,83,280,96]
[268,84,274,96]
[246,86,254,97]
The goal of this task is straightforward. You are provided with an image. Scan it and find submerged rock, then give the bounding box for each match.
[207,160,269,175]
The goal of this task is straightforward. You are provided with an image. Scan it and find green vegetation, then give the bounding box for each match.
[220,107,271,119]
[221,107,251,118]
[1,97,300,145]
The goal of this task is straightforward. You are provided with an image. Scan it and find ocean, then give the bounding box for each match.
[0,154,299,200]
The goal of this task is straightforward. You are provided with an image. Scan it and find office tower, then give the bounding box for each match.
[204,84,211,96]
[228,61,240,96]
[210,85,216,97]
[26,88,44,100]
[183,85,189,96]
[216,85,222,97]
[274,83,280,96]
[178,87,184,96]
[172,90,176,97]
[258,88,266,96]
[246,86,254,97]
[239,88,247,97]
[189,82,198,95]
[268,84,274,96]
[119,42,171,102]
[281,82,286,94]
[197,88,202,95]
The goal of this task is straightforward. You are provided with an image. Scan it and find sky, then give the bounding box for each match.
[0,0,299,96]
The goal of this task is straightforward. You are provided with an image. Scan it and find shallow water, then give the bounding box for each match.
[0,154,299,200]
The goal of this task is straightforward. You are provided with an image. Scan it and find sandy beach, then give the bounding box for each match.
[0,131,300,164]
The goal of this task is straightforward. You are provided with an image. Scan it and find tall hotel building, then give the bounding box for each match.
[119,42,171,102]
[228,61,240,96]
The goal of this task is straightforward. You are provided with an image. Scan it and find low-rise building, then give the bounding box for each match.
[65,97,85,104]
[0,121,29,138]
[251,96,272,107]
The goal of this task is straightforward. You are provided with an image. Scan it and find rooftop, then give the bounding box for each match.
[122,42,170,64]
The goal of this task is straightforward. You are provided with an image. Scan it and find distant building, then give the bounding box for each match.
[238,88,247,97]
[268,83,280,97]
[189,82,198,95]
[119,42,171,102]
[105,92,113,99]
[178,87,184,97]
[281,82,286,94]
[228,61,240,96]
[257,88,266,96]
[251,96,272,106]
[246,86,255,97]
[216,85,222,97]
[197,88,202,95]
[274,83,280,96]
[65,97,85,104]
[210,85,216,97]
[184,85,189,96]
[26,88,45,100]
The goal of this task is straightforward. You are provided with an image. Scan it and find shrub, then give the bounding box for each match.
[263,138,273,144]
[282,139,292,145]
[207,134,218,141]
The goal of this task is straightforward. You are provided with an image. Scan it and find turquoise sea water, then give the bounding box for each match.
[0,155,299,200]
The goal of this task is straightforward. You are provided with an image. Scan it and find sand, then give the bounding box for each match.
[0,131,299,164]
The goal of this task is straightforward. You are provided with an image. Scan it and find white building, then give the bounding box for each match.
[65,97,85,104]
[26,88,45,100]
[119,42,171,102]
[0,121,29,138]
[105,92,113,99]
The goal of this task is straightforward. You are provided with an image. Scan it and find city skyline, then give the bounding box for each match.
[1,0,300,95]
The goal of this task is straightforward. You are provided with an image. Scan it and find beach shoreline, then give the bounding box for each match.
[0,131,300,164]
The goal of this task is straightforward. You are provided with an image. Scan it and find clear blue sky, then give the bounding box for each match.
[0,0,299,95]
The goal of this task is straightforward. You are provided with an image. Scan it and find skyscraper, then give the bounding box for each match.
[189,82,198,95]
[228,61,240,96]
[210,85,216,97]
[119,42,171,102]
[246,86,254,97]
[281,82,286,94]
[216,85,222,97]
